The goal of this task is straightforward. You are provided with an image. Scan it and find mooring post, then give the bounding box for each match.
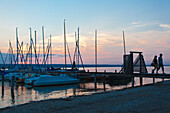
[139,53,143,86]
[115,70,117,73]
[73,88,76,96]
[153,77,155,84]
[162,77,164,82]
[130,53,133,74]
[140,77,143,86]
[94,71,97,91]
[132,77,134,87]
[2,75,4,98]
[94,76,97,91]
[11,76,15,90]
[88,70,89,72]
[103,70,106,91]
[11,86,15,104]
[2,75,4,87]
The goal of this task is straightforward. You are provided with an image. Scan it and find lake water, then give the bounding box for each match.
[0,66,170,109]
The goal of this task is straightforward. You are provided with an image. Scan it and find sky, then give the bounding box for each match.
[0,0,170,65]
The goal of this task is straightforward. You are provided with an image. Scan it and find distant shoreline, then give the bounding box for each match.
[0,64,170,68]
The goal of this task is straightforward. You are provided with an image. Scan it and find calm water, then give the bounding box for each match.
[0,66,170,109]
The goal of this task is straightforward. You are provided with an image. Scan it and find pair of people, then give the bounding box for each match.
[152,53,165,74]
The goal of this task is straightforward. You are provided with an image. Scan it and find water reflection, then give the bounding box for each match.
[10,81,15,104]
[11,87,15,104]
[0,76,169,109]
[33,84,79,94]
[107,78,131,86]
[1,80,4,99]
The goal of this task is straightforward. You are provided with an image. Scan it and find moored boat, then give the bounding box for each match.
[16,73,41,83]
[25,75,47,85]
[30,75,80,87]
[6,72,23,81]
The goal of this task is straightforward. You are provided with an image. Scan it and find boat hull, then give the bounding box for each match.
[33,75,80,87]
[33,81,79,87]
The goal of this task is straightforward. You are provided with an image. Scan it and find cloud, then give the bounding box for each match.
[132,21,142,25]
[132,22,140,25]
[131,21,147,27]
[1,27,170,64]
[126,21,168,33]
[160,24,170,29]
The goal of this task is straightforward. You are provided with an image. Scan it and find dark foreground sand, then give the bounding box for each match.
[1,81,170,113]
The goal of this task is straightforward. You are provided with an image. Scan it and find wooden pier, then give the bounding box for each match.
[49,70,170,88]
[49,71,170,78]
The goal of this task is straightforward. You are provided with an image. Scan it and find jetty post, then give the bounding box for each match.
[1,75,4,98]
[130,52,134,87]
[94,76,97,91]
[11,76,15,90]
[132,77,135,87]
[139,53,143,86]
[103,70,106,91]
[153,76,155,84]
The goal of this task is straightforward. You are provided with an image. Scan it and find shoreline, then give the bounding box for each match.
[0,80,170,112]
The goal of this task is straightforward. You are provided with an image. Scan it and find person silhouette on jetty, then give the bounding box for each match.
[157,53,165,74]
[151,55,158,74]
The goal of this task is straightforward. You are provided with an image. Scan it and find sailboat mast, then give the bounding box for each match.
[35,30,37,65]
[75,32,77,64]
[64,20,67,69]
[38,46,40,64]
[8,41,10,65]
[9,40,12,66]
[29,28,32,65]
[123,31,126,55]
[16,27,19,65]
[77,27,79,70]
[50,35,52,67]
[42,26,45,65]
[95,30,97,72]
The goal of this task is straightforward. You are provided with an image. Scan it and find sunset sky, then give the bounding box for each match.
[0,0,170,65]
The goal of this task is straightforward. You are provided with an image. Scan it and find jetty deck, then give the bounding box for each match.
[49,71,170,78]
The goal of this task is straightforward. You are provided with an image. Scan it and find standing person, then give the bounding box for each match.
[152,55,158,74]
[157,53,165,74]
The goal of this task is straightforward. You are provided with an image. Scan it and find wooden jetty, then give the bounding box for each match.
[48,50,170,87]
[49,71,170,79]
[49,70,170,89]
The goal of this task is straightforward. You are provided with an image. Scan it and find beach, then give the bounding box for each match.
[0,80,170,113]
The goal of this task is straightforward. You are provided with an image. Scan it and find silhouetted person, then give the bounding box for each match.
[152,55,158,74]
[157,53,165,74]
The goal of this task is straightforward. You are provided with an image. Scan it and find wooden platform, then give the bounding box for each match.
[49,71,170,79]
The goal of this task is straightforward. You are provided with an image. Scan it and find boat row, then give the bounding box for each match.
[0,70,80,87]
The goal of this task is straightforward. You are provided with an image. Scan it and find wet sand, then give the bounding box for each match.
[0,81,170,113]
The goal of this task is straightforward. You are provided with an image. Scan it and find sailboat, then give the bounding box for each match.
[25,20,80,87]
[27,74,80,87]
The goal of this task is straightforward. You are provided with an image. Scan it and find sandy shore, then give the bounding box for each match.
[0,81,170,113]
